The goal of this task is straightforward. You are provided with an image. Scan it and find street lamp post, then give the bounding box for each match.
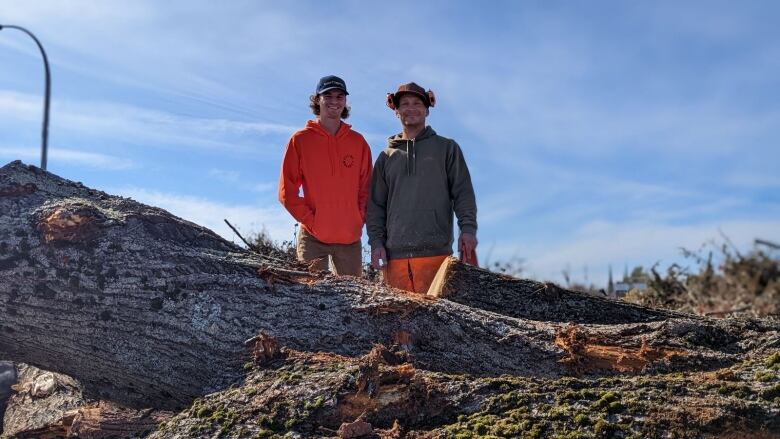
[0,25,51,171]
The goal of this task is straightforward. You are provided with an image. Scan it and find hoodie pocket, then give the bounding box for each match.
[386,209,450,250]
[311,203,363,244]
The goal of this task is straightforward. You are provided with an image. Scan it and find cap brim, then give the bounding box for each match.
[318,87,349,95]
[393,91,429,106]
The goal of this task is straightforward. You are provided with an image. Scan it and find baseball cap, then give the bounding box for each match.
[316,75,349,95]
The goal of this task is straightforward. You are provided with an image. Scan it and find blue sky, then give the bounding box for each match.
[2,0,779,286]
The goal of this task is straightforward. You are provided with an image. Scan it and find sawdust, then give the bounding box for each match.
[555,325,687,373]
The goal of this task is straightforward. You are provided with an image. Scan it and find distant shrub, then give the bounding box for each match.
[624,238,780,317]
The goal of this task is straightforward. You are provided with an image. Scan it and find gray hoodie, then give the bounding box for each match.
[367,126,477,259]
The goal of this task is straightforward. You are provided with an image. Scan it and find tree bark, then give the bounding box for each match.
[1,160,778,417]
[2,363,171,438]
[428,256,684,323]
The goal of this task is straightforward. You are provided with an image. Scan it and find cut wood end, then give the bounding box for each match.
[555,326,688,373]
[249,331,282,365]
[392,330,414,348]
[426,256,458,298]
[39,207,97,243]
[337,418,374,438]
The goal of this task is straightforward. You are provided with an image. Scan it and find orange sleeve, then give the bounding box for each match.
[278,137,314,227]
[357,140,373,223]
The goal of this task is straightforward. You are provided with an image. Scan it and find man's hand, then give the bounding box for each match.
[459,232,478,260]
[371,247,388,270]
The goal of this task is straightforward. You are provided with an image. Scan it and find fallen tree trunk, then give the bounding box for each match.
[2,363,171,438]
[149,346,780,438]
[429,256,685,323]
[1,160,778,417]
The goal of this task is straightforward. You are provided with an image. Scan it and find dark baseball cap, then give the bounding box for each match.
[316,75,349,95]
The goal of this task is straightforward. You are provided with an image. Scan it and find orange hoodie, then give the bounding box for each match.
[279,120,372,244]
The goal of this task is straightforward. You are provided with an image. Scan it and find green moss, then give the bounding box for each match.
[756,371,775,382]
[283,417,300,430]
[304,396,325,411]
[492,421,522,437]
[257,415,274,428]
[196,406,212,418]
[766,352,780,370]
[760,383,780,401]
[574,414,591,426]
[210,408,225,423]
[592,392,619,411]
[717,383,753,398]
[252,429,274,439]
[555,433,588,439]
[243,361,255,371]
[278,371,303,382]
[578,388,599,400]
[623,397,642,414]
[593,418,616,437]
[525,421,547,439]
[547,403,571,421]
[557,390,580,403]
[473,421,489,435]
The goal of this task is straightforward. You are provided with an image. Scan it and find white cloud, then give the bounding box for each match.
[113,187,296,246]
[0,90,296,154]
[0,146,135,170]
[1,1,316,108]
[208,168,275,193]
[497,219,780,287]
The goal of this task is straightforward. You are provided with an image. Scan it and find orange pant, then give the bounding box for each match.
[384,255,448,294]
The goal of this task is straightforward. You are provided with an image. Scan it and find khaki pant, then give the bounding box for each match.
[297,228,363,276]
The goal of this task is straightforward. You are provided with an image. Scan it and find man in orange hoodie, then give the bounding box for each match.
[278,75,372,276]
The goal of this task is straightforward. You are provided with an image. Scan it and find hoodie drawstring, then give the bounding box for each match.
[328,134,337,176]
[405,139,417,176]
[412,138,416,175]
[406,140,412,175]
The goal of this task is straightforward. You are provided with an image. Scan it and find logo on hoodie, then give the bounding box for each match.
[342,154,354,168]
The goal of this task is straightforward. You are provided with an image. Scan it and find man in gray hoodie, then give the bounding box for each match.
[367,82,477,293]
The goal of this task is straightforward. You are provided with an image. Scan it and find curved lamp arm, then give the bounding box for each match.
[0,24,51,171]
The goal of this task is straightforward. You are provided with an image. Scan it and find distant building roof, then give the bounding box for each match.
[613,281,647,297]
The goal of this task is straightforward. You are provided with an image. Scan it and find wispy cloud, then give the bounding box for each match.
[208,168,275,193]
[491,219,780,286]
[1,1,317,113]
[0,90,296,154]
[0,146,135,170]
[113,186,296,245]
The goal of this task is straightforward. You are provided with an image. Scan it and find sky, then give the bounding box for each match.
[2,0,779,287]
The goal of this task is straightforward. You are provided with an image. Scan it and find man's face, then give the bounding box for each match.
[395,94,428,127]
[318,90,346,119]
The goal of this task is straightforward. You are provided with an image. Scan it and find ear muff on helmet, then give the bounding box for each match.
[386,89,436,110]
